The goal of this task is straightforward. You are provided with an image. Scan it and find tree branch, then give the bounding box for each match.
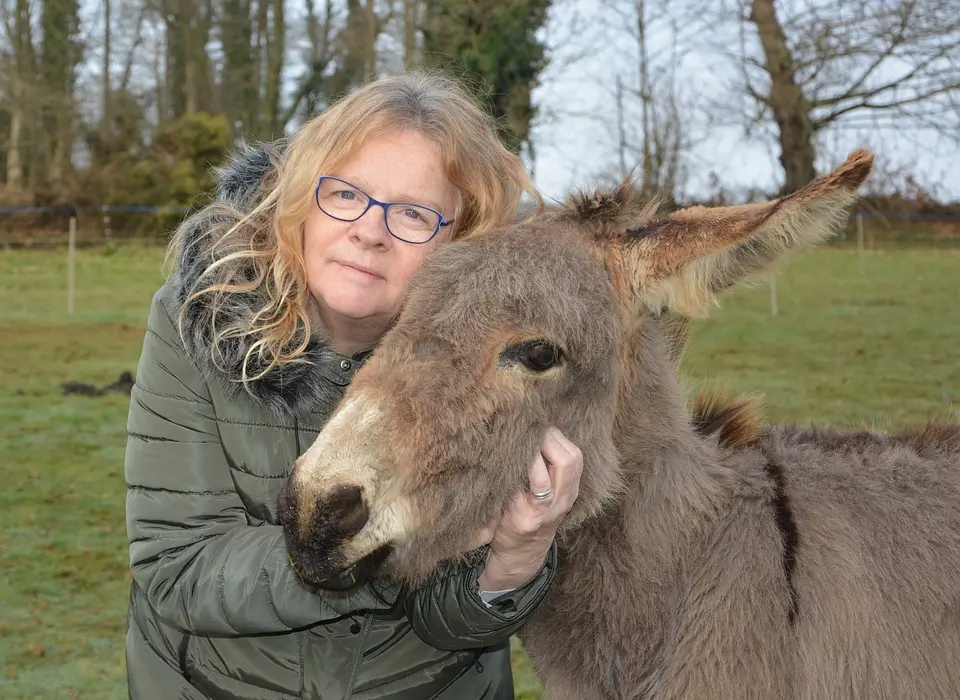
[811,46,950,110]
[119,3,149,93]
[819,78,960,119]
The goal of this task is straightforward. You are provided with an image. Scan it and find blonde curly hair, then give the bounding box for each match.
[169,70,542,385]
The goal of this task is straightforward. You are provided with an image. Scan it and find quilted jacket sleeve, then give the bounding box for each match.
[403,544,558,650]
[124,288,395,637]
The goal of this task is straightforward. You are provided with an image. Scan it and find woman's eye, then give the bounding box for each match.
[334,190,356,200]
[521,343,558,371]
[402,207,425,222]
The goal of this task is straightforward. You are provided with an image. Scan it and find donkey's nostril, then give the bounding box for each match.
[324,484,368,538]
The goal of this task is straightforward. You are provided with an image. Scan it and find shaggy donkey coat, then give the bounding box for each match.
[281,149,960,700]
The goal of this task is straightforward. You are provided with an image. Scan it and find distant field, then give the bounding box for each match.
[1,244,958,699]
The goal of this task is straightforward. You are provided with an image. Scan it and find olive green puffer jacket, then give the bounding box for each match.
[123,141,556,700]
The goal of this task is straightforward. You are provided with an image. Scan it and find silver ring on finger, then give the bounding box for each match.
[531,489,553,501]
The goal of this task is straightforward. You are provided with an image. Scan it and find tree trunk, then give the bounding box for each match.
[255,0,269,129]
[166,4,188,118]
[7,97,24,190]
[42,0,81,190]
[6,0,34,192]
[748,0,816,193]
[221,0,256,137]
[50,115,70,186]
[364,0,377,79]
[155,29,168,126]
[102,0,111,139]
[636,0,654,197]
[327,0,378,98]
[263,0,285,137]
[403,0,419,67]
[193,0,216,114]
[615,74,628,180]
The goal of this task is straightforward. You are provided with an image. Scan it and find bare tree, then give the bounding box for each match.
[402,0,419,67]
[260,0,286,137]
[725,0,960,193]
[594,0,701,203]
[282,0,339,124]
[220,0,258,136]
[102,0,111,140]
[1,0,37,192]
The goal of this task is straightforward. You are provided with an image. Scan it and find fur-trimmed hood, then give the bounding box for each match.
[167,140,369,419]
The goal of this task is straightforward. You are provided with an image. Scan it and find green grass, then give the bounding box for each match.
[682,248,960,429]
[1,244,958,699]
[1,245,164,699]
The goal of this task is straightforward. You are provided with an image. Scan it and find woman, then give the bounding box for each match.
[124,70,584,699]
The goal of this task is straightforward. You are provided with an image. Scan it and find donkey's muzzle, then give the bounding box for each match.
[277,480,371,584]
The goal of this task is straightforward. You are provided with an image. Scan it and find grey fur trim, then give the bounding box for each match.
[167,139,344,419]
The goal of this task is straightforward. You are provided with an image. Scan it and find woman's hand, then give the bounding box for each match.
[476,427,583,592]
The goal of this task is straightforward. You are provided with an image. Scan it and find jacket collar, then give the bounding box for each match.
[167,140,371,419]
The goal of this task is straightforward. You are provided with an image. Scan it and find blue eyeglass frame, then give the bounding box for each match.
[314,175,455,244]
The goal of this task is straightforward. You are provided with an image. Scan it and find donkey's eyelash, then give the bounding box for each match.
[499,339,549,361]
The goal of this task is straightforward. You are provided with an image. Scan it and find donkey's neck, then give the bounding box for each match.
[555,315,736,587]
[605,318,732,571]
[521,319,736,699]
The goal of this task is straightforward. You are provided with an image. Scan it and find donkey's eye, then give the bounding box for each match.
[523,343,558,371]
[500,341,562,373]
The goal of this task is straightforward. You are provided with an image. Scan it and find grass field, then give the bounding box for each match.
[2,243,958,699]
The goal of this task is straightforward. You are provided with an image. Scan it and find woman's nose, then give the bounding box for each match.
[350,205,392,247]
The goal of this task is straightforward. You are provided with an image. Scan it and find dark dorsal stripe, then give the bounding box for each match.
[764,457,800,625]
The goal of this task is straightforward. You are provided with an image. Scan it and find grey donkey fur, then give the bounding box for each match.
[281,149,960,699]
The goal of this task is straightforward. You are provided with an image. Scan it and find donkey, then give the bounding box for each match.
[278,149,960,699]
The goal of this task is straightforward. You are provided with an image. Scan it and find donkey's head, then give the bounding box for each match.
[278,149,874,590]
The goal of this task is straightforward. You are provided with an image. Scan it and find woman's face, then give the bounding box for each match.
[303,129,457,350]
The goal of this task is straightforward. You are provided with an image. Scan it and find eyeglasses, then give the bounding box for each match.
[314,176,454,244]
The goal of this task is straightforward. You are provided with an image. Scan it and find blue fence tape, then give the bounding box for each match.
[0,205,193,214]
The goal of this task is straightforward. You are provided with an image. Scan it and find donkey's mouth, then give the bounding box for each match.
[315,544,393,591]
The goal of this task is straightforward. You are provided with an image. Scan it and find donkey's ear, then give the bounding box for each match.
[619,149,874,316]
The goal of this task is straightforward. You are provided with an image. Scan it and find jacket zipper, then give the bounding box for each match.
[343,614,374,700]
[178,633,193,683]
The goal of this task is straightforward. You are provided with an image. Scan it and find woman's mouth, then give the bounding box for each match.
[338,261,383,279]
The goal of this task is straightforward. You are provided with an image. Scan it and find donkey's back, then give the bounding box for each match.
[756,421,960,699]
